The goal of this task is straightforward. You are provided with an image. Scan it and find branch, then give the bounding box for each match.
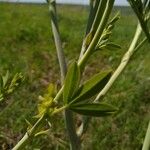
[48,1,80,149]
[95,23,142,101]
[78,0,115,70]
[79,0,107,59]
[48,0,67,83]
[12,115,44,150]
[77,23,146,137]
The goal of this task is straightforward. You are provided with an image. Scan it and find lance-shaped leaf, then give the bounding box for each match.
[2,71,9,87]
[63,61,80,104]
[97,43,121,51]
[128,0,150,41]
[72,70,112,104]
[96,13,120,50]
[70,103,118,117]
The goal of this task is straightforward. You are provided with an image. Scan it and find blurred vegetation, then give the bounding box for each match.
[0,2,149,149]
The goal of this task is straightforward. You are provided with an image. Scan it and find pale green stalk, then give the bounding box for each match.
[142,121,150,150]
[91,0,107,35]
[12,1,117,149]
[48,0,67,83]
[85,0,100,35]
[12,115,44,150]
[77,0,115,137]
[12,105,68,150]
[78,0,115,70]
[79,0,107,59]
[48,1,80,150]
[95,23,142,101]
[79,0,100,59]
[77,23,148,137]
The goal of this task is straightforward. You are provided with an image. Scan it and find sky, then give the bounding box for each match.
[3,0,129,6]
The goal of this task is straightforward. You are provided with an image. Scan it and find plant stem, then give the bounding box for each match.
[91,0,107,35]
[78,0,115,70]
[79,0,106,59]
[79,0,96,59]
[12,1,115,149]
[12,115,44,150]
[12,105,68,150]
[142,121,150,150]
[77,23,145,137]
[48,1,80,149]
[95,23,142,101]
[48,0,67,83]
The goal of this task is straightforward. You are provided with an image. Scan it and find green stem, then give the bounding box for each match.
[142,121,150,150]
[48,1,80,149]
[13,1,115,149]
[91,0,108,35]
[95,23,142,101]
[85,0,98,35]
[78,0,115,70]
[79,0,106,59]
[77,23,146,137]
[12,115,44,150]
[49,0,67,83]
[12,105,68,150]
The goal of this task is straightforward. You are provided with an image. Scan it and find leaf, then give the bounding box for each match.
[105,43,121,50]
[25,119,33,130]
[7,73,24,94]
[72,70,112,104]
[70,103,118,117]
[0,75,3,90]
[44,83,56,98]
[63,61,80,104]
[0,94,3,102]
[34,129,50,137]
[0,72,24,103]
[84,31,93,48]
[97,13,120,49]
[36,97,54,118]
[108,12,120,26]
[100,43,121,50]
[97,42,121,51]
[128,0,150,41]
[2,71,9,87]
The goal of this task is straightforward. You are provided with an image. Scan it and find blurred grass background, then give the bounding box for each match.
[0,2,149,149]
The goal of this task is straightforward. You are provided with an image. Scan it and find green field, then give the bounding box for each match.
[0,2,150,149]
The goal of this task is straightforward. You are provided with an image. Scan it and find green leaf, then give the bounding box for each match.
[84,31,94,48]
[34,129,50,137]
[97,13,120,49]
[97,42,121,51]
[70,103,118,117]
[72,70,112,104]
[2,71,9,87]
[108,12,120,26]
[63,61,80,104]
[0,75,3,90]
[105,43,121,50]
[25,119,33,130]
[100,43,121,50]
[128,0,150,41]
[45,83,56,98]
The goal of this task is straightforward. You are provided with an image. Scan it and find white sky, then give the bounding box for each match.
[2,0,129,6]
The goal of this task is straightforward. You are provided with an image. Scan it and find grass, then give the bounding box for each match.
[0,2,150,149]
